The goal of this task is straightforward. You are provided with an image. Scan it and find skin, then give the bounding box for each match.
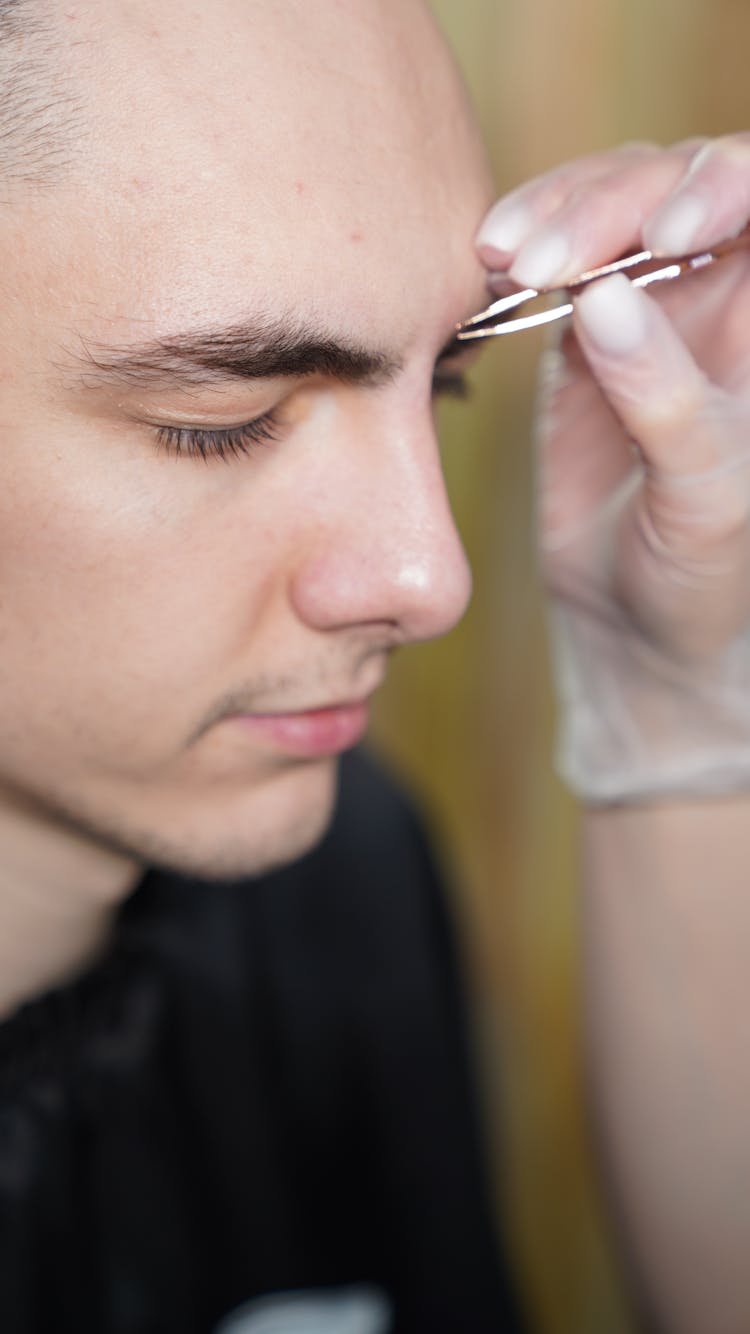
[0,0,494,1014]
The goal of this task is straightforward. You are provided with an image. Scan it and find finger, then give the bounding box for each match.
[568,274,741,525]
[644,133,750,256]
[573,274,735,483]
[508,147,699,292]
[475,142,661,268]
[535,332,637,554]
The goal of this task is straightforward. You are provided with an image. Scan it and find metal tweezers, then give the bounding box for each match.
[456,228,750,340]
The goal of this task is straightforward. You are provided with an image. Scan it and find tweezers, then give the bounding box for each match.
[456,228,750,340]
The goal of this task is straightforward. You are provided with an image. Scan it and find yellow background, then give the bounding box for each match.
[369,4,750,1330]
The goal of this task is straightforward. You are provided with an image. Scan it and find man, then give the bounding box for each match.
[0,3,520,1331]
[0,0,748,1331]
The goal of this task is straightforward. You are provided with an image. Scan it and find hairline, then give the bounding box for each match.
[0,0,84,188]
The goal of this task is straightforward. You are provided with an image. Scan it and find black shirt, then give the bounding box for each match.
[0,749,525,1332]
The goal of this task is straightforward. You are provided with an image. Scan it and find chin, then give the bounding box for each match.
[13,747,344,889]
[133,754,343,883]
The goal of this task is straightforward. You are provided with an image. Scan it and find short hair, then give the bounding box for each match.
[0,0,81,186]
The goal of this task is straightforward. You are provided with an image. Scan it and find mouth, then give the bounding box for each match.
[224,697,373,758]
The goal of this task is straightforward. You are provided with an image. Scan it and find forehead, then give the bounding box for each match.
[6,0,493,360]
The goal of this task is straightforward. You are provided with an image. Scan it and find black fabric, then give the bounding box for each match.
[0,748,526,1333]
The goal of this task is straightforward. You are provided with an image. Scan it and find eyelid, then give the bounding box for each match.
[135,395,283,430]
[144,354,473,462]
[154,409,283,461]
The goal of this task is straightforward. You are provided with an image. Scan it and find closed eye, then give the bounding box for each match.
[154,412,283,462]
[152,357,475,463]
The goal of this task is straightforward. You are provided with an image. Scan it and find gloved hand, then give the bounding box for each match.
[475,136,750,803]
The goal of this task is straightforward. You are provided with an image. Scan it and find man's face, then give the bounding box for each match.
[0,0,493,879]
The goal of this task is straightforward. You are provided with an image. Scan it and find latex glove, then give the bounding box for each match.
[476,136,750,803]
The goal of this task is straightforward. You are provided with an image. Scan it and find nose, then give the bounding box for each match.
[289,405,472,643]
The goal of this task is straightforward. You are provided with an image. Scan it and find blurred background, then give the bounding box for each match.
[368,3,750,1330]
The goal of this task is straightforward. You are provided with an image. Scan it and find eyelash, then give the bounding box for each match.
[155,411,283,462]
[155,368,471,462]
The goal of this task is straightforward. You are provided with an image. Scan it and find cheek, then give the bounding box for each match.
[0,430,291,745]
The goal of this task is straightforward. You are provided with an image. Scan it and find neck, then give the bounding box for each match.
[0,794,140,1021]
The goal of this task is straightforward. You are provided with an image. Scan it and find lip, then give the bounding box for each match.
[227,699,371,758]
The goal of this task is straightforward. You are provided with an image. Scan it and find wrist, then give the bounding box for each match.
[551,599,750,804]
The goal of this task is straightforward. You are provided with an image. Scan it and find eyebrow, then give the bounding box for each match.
[67,315,468,394]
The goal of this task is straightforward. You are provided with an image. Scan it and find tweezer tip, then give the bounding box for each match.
[458,286,538,330]
[455,326,482,341]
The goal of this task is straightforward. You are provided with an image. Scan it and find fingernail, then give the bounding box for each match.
[510,229,571,291]
[644,191,707,255]
[476,201,533,254]
[575,273,649,354]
